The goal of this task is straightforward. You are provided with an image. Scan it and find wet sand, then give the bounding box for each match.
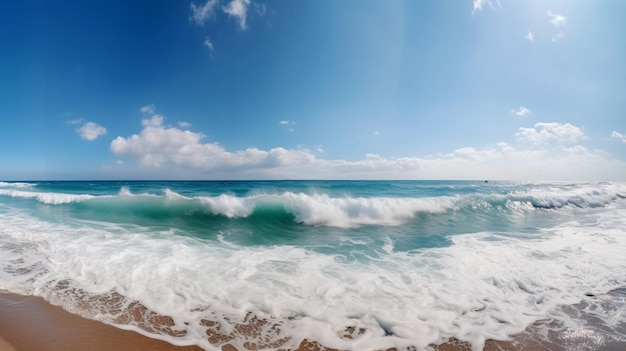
[0,336,16,351]
[0,290,613,351]
[0,290,536,351]
[0,292,202,351]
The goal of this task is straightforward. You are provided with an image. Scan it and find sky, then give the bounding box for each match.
[1,0,625,180]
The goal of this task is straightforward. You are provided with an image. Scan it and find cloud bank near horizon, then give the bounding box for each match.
[109,107,626,181]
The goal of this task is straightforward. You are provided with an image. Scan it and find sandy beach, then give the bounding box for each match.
[0,292,202,351]
[0,291,558,351]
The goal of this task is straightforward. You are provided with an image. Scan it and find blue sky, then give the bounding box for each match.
[1,0,625,180]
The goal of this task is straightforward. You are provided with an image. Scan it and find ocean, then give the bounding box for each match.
[1,180,625,350]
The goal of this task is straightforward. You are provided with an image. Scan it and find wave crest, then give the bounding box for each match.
[0,189,96,205]
[1,183,625,227]
[0,181,35,188]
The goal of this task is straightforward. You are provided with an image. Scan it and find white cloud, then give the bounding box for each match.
[190,0,219,25]
[547,11,566,27]
[179,121,192,129]
[512,106,531,116]
[142,115,165,127]
[140,104,156,115]
[612,131,626,143]
[223,0,250,30]
[279,120,295,132]
[110,110,626,180]
[76,122,107,141]
[139,105,166,127]
[525,31,534,42]
[515,122,584,145]
[547,11,566,41]
[472,0,500,14]
[111,126,313,171]
[112,109,306,171]
[203,36,215,56]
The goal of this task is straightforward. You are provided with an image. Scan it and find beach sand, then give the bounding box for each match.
[0,291,588,351]
[0,292,202,351]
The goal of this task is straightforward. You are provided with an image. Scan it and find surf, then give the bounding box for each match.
[1,180,626,350]
[1,202,625,350]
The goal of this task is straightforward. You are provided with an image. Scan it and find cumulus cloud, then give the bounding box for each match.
[112,109,310,171]
[512,106,531,116]
[110,110,626,180]
[76,122,107,141]
[612,131,626,143]
[525,31,534,42]
[142,115,164,127]
[515,122,584,145]
[223,0,251,30]
[190,0,219,25]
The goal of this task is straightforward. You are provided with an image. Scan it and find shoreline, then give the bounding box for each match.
[0,291,554,351]
[2,289,625,351]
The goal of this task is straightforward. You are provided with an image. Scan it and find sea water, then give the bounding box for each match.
[0,180,625,350]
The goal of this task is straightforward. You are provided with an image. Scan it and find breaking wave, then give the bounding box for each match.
[1,183,625,228]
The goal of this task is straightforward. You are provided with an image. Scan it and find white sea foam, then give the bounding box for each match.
[0,189,95,204]
[512,182,626,208]
[119,186,133,196]
[198,194,255,218]
[118,186,161,198]
[1,204,625,350]
[0,181,34,188]
[197,192,456,227]
[279,192,455,227]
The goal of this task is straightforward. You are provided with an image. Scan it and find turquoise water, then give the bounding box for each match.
[1,180,625,350]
